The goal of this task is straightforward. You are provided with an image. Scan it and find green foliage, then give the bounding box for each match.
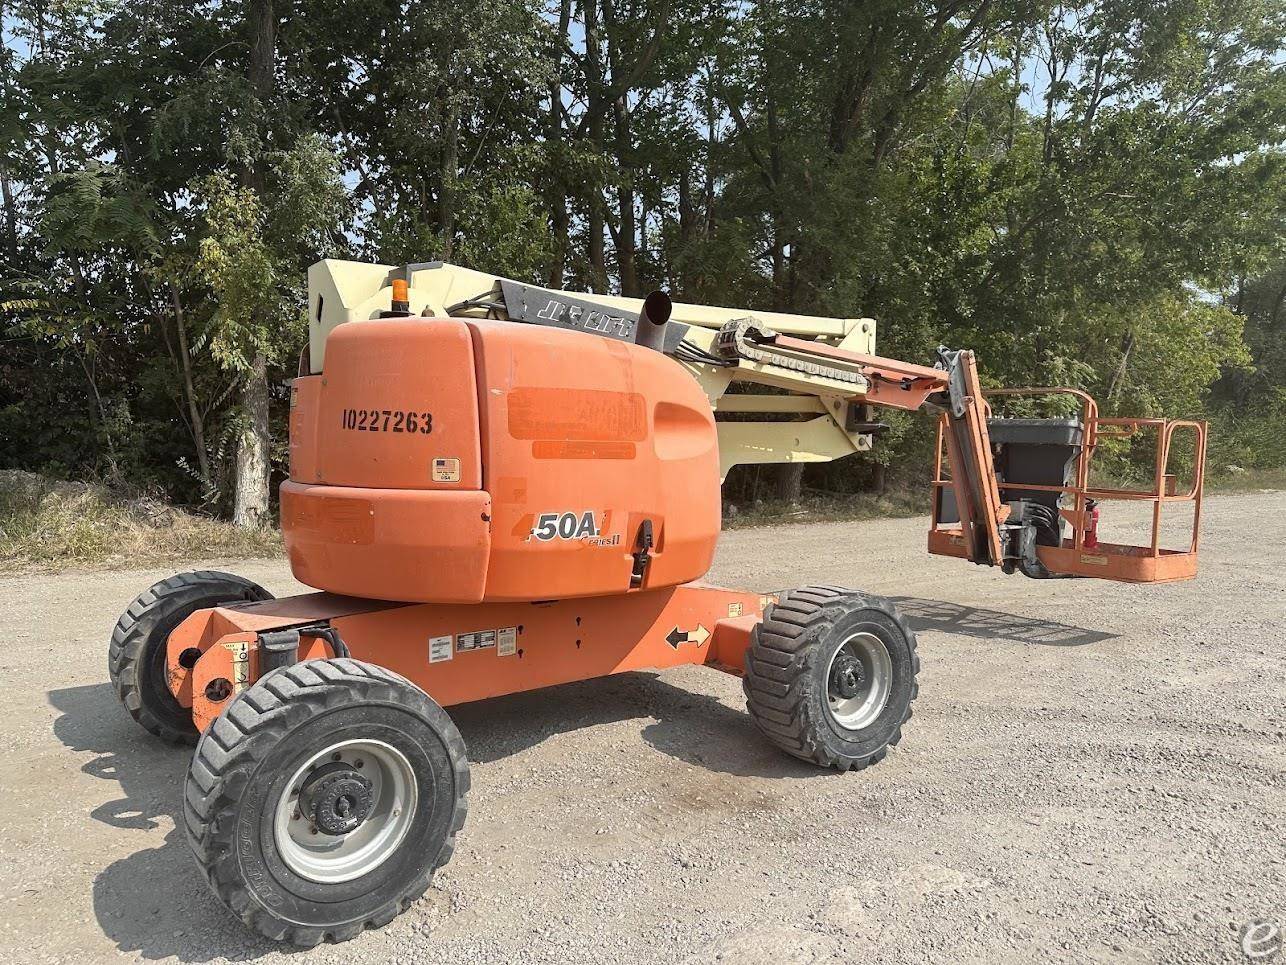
[40,164,158,255]
[195,174,283,371]
[2,0,1285,513]
[457,181,554,282]
[1210,392,1286,472]
[195,135,349,372]
[1109,296,1251,419]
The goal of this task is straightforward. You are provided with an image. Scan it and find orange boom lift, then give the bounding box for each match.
[108,263,1205,945]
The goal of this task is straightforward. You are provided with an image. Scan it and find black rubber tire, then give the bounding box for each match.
[108,570,273,743]
[743,585,919,771]
[183,658,470,946]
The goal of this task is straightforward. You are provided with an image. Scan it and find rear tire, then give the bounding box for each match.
[183,658,470,946]
[743,585,919,771]
[108,570,273,743]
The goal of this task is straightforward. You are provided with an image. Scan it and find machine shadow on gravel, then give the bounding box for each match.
[450,670,828,780]
[48,683,299,963]
[888,597,1119,647]
[48,672,817,959]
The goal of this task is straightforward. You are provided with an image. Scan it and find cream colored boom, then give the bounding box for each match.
[308,259,881,477]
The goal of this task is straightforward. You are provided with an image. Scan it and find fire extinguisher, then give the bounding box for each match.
[1084,499,1100,549]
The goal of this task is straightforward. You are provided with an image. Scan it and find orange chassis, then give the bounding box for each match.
[168,584,771,734]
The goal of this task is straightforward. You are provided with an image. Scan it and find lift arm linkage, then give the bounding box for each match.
[718,321,1206,582]
[716,320,1006,568]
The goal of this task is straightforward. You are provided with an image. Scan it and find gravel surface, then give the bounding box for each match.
[1,491,1283,964]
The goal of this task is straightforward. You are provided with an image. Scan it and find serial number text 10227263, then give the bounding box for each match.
[341,408,433,434]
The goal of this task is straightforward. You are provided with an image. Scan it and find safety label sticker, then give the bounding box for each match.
[498,627,517,656]
[224,640,251,693]
[457,629,496,653]
[429,635,453,663]
[432,457,461,482]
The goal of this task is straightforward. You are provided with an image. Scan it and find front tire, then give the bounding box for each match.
[183,658,470,946]
[743,585,919,771]
[108,570,273,743]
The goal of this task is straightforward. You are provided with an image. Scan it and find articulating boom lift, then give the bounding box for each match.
[108,260,1206,945]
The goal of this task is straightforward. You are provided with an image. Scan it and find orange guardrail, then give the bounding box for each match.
[929,388,1206,583]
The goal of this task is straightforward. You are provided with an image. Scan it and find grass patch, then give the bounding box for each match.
[3,463,1276,574]
[0,471,282,573]
[722,486,930,530]
[721,465,1286,532]
[1205,466,1286,493]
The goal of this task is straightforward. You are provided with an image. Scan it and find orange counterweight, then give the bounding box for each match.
[284,317,721,604]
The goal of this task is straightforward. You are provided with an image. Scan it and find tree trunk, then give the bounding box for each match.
[614,99,637,296]
[766,87,785,309]
[588,205,607,291]
[613,198,637,295]
[247,0,275,178]
[1105,329,1135,404]
[233,352,272,526]
[232,0,276,527]
[0,170,16,261]
[1269,281,1286,329]
[870,462,887,494]
[546,0,572,288]
[169,282,211,483]
[583,0,609,292]
[770,222,785,310]
[549,200,570,288]
[773,464,805,503]
[704,87,717,238]
[440,97,458,259]
[678,167,693,243]
[638,199,648,279]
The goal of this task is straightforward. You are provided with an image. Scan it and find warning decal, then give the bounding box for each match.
[223,640,251,694]
[429,635,453,663]
[458,630,497,653]
[498,627,517,656]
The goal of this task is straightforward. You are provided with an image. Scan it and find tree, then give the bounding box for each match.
[193,137,349,524]
[3,0,1285,511]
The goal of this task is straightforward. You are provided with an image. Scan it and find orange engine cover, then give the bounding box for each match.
[284,316,721,603]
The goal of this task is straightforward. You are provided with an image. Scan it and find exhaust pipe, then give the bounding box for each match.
[634,290,672,352]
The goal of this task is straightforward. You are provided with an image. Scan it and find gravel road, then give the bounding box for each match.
[1,492,1283,965]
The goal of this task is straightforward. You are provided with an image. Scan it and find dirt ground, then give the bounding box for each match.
[1,492,1282,965]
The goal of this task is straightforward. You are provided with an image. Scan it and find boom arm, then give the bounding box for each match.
[711,321,1007,568]
[307,259,1205,583]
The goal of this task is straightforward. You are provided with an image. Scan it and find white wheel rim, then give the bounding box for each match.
[825,631,892,730]
[274,739,418,884]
